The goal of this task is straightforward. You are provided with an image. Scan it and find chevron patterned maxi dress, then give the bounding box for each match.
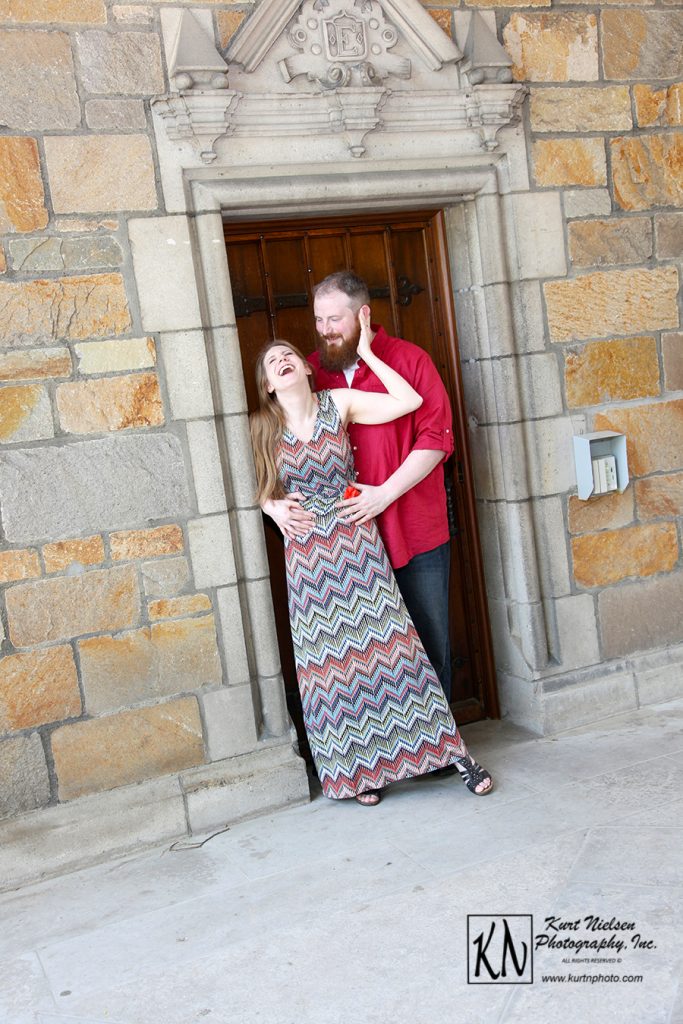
[277,389,467,799]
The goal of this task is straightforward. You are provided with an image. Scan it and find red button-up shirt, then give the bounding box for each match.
[309,325,454,569]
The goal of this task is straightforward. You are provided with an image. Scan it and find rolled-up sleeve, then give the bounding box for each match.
[410,349,455,458]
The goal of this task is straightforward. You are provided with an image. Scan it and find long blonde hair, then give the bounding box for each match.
[249,340,313,505]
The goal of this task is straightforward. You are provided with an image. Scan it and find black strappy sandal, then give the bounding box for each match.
[454,756,494,795]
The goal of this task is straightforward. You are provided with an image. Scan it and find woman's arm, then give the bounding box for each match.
[332,307,423,427]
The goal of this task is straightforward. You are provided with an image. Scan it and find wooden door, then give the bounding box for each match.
[225,210,498,758]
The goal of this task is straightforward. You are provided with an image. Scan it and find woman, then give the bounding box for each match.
[250,309,493,805]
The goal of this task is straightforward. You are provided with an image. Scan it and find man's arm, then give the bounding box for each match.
[262,494,316,540]
[339,449,444,525]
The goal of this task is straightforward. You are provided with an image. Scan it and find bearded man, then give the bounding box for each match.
[263,270,455,703]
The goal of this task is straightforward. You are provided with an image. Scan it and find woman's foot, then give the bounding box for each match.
[355,789,381,806]
[454,755,493,795]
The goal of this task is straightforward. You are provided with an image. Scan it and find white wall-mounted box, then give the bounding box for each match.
[573,431,629,501]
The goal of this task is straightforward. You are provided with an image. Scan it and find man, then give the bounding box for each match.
[264,270,455,703]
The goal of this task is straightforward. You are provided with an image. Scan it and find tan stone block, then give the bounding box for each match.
[216,10,247,49]
[634,84,683,128]
[568,218,652,268]
[79,615,220,713]
[611,134,683,211]
[504,13,598,83]
[0,30,80,130]
[56,373,163,435]
[54,218,119,232]
[530,86,631,133]
[0,347,72,382]
[565,337,659,408]
[0,384,52,442]
[545,267,679,342]
[5,565,140,647]
[75,337,156,375]
[655,213,683,260]
[0,0,106,22]
[427,9,452,33]
[112,5,154,24]
[594,400,683,476]
[568,489,634,535]
[43,536,105,574]
[51,698,204,800]
[44,136,157,214]
[0,645,81,732]
[635,473,683,520]
[603,11,683,81]
[148,594,212,620]
[572,522,679,588]
[599,570,683,658]
[662,332,683,391]
[0,137,48,233]
[110,525,184,562]
[0,547,41,584]
[533,138,606,187]
[0,274,131,348]
[0,245,5,273]
[465,0,550,9]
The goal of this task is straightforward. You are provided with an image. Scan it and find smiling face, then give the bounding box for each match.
[313,289,362,372]
[255,341,312,405]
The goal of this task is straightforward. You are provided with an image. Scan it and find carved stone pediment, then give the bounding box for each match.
[152,1,524,162]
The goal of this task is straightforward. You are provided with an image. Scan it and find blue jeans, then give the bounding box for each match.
[394,541,452,703]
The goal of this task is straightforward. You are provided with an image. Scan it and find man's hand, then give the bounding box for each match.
[337,481,392,525]
[262,493,316,540]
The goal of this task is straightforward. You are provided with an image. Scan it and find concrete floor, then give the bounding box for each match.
[1,698,682,1024]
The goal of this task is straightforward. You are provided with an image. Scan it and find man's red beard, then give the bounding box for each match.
[316,323,361,372]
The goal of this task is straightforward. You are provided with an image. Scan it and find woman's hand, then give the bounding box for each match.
[356,305,373,362]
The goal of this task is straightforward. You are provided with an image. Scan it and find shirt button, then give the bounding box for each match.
[353,446,358,451]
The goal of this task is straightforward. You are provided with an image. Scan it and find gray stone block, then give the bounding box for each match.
[0,734,50,819]
[9,235,123,274]
[159,331,215,421]
[187,514,237,589]
[222,414,258,509]
[542,671,637,734]
[141,556,191,598]
[563,188,612,219]
[0,434,190,544]
[599,572,683,660]
[186,419,228,515]
[85,98,147,130]
[201,685,259,762]
[128,216,202,332]
[75,29,164,95]
[182,742,309,835]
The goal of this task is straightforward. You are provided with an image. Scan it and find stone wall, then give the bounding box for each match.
[0,0,681,853]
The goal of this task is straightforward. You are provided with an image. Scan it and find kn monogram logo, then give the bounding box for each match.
[467,916,534,985]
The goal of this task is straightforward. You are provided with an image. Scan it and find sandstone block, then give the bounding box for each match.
[427,10,452,34]
[0,30,80,130]
[0,246,5,273]
[42,535,105,574]
[79,615,221,714]
[56,373,163,434]
[599,571,683,658]
[9,235,123,274]
[465,0,550,5]
[54,217,118,232]
[594,400,683,476]
[0,0,106,22]
[635,473,683,521]
[85,98,147,130]
[0,645,81,732]
[568,489,634,536]
[0,434,190,544]
[568,218,652,268]
[76,29,164,95]
[5,565,140,647]
[655,213,683,260]
[148,594,211,620]
[110,524,184,562]
[602,11,683,81]
[533,138,606,187]
[0,734,50,819]
[216,10,247,49]
[504,13,598,83]
[563,189,612,220]
[141,556,190,599]
[112,5,154,24]
[634,84,683,128]
[565,337,659,407]
[662,332,683,391]
[51,698,205,800]
[0,384,54,443]
[0,547,40,584]
[544,267,679,342]
[0,273,131,348]
[572,522,678,588]
[611,134,683,211]
[75,337,156,375]
[45,136,157,214]
[530,86,631,133]
[0,137,48,233]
